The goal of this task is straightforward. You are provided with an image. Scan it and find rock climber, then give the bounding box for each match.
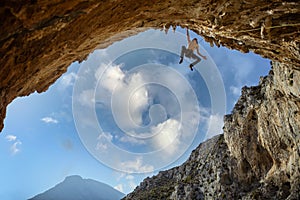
[179,28,207,71]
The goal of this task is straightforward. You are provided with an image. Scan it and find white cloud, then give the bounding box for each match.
[110,72,150,129]
[11,141,22,155]
[59,72,77,90]
[97,63,125,93]
[114,184,124,193]
[6,135,17,141]
[6,134,22,155]
[152,118,181,155]
[118,135,146,145]
[230,85,241,96]
[115,172,126,181]
[114,174,138,194]
[127,180,137,191]
[127,75,149,125]
[41,117,59,124]
[96,132,113,151]
[205,114,224,140]
[115,118,183,155]
[126,176,137,191]
[78,89,95,108]
[125,175,135,180]
[120,157,154,173]
[197,106,211,123]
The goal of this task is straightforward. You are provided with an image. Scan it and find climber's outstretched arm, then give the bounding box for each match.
[186,28,191,43]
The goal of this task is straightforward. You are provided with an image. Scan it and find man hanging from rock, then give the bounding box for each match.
[179,28,207,71]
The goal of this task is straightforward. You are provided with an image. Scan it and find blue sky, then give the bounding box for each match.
[0,27,270,199]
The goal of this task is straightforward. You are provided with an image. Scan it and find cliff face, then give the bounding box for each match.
[224,61,300,199]
[0,0,299,131]
[123,62,300,200]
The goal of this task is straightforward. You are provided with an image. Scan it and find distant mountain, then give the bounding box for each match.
[29,175,125,200]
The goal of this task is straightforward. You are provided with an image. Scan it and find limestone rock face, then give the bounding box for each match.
[123,62,300,199]
[0,0,299,130]
[224,61,300,199]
